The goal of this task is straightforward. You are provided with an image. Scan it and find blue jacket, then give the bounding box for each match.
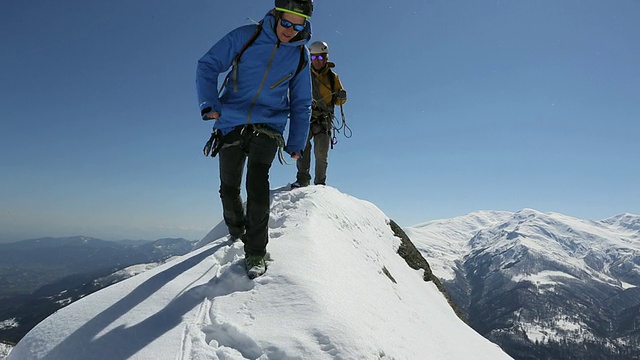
[196,11,312,155]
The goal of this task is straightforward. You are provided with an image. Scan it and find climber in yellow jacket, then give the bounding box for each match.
[292,41,347,188]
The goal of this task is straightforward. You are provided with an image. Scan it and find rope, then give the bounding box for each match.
[328,100,351,148]
[248,124,292,165]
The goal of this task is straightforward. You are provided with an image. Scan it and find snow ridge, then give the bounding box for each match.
[9,186,511,360]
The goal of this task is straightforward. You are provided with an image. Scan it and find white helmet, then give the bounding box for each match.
[309,41,329,55]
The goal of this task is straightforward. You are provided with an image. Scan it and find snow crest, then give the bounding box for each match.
[9,186,511,360]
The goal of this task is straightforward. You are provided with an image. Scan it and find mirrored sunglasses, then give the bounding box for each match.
[279,19,305,32]
[310,54,326,61]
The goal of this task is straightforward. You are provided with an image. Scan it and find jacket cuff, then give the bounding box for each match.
[285,145,302,155]
[200,107,212,116]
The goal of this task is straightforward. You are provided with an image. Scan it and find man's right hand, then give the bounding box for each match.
[204,111,220,121]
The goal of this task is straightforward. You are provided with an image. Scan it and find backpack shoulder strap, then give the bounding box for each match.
[227,23,309,93]
[327,68,336,92]
[235,23,263,63]
[228,22,262,92]
[238,21,306,76]
[294,45,308,77]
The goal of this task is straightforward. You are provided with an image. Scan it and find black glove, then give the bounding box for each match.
[203,130,222,157]
[336,89,347,101]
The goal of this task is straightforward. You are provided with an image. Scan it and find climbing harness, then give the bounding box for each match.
[203,124,290,165]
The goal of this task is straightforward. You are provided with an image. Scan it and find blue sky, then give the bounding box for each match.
[2,0,639,242]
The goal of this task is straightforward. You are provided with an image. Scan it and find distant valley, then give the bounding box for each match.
[0,236,196,344]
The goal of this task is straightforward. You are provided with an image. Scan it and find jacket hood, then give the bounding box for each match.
[262,10,312,47]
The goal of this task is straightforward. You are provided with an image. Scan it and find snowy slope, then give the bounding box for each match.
[0,342,12,359]
[9,186,511,360]
[407,211,513,280]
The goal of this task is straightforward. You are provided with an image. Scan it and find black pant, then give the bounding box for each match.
[218,126,278,257]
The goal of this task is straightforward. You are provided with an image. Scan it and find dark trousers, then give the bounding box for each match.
[296,121,331,185]
[218,127,278,257]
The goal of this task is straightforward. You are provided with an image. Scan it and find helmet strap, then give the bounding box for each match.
[275,7,311,19]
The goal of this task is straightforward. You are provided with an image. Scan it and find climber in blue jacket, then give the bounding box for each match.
[196,0,314,279]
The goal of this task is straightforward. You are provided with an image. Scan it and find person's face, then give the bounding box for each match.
[276,12,306,43]
[311,53,327,70]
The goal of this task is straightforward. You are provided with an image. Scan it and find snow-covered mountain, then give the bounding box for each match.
[407,209,640,360]
[8,187,511,359]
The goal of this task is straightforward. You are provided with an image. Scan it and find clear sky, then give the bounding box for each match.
[2,0,639,242]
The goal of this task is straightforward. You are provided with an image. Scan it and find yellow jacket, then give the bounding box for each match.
[311,62,346,118]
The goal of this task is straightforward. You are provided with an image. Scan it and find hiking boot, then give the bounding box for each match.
[229,226,245,241]
[291,181,308,189]
[245,254,267,279]
[230,233,246,242]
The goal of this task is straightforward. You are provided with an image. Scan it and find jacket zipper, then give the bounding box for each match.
[270,73,293,89]
[247,43,279,124]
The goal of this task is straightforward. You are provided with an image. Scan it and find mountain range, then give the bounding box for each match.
[406,209,640,360]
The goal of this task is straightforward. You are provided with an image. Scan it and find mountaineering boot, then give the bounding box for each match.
[230,233,246,242]
[245,254,267,279]
[291,181,308,189]
[228,224,245,242]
